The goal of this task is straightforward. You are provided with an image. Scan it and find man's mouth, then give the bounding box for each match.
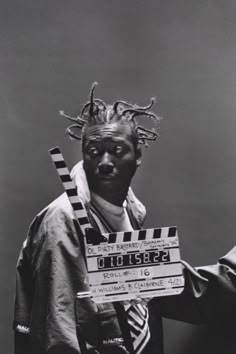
[97,173,116,180]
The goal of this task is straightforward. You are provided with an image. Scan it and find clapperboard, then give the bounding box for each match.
[50,147,185,303]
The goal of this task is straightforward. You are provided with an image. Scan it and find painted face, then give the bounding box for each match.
[83,122,141,205]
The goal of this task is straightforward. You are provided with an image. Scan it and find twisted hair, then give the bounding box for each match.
[59,82,161,147]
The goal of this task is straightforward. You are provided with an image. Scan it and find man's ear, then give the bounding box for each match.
[136,146,142,167]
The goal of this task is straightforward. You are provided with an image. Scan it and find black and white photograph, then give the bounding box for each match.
[1,1,236,353]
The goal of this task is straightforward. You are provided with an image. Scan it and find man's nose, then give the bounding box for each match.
[98,153,114,175]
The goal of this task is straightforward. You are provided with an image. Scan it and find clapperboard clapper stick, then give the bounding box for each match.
[49,146,94,300]
[49,147,185,303]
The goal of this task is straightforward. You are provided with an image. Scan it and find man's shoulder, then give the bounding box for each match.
[33,193,74,227]
[41,192,74,221]
[26,193,77,249]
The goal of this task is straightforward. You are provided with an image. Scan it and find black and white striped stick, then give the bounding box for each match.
[49,146,93,271]
[49,147,92,234]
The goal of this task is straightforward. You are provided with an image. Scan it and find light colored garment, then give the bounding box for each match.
[90,192,133,233]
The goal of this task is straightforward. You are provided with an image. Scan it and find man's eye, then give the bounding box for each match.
[114,146,124,156]
[88,147,99,156]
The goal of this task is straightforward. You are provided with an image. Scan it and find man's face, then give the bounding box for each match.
[83,121,141,205]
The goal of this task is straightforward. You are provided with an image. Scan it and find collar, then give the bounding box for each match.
[91,192,126,216]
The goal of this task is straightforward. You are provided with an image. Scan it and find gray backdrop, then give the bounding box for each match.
[1,1,236,353]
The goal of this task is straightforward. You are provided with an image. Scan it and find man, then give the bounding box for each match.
[14,83,164,354]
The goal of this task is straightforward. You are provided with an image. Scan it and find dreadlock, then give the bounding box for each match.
[59,82,161,147]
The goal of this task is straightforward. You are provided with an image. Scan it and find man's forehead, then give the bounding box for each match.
[87,136,127,143]
[84,122,134,142]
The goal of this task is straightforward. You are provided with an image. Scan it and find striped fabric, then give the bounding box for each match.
[125,303,150,354]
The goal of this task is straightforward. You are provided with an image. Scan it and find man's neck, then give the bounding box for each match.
[90,192,133,233]
[91,192,125,212]
[90,187,127,207]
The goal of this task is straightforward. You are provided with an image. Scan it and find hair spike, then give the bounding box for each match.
[113,100,135,113]
[66,124,83,140]
[136,126,158,143]
[134,97,156,111]
[89,81,98,117]
[59,110,85,125]
[80,99,106,117]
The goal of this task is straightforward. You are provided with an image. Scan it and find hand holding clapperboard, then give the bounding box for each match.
[50,147,184,303]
